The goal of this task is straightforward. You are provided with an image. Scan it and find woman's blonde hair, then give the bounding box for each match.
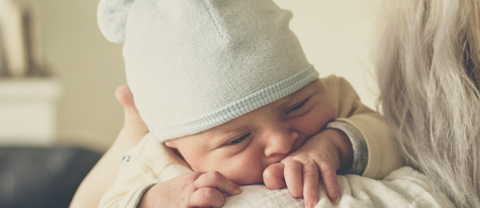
[376,0,480,207]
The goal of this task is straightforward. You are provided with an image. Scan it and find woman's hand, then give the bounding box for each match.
[263,129,353,208]
[114,85,149,146]
[70,85,149,208]
[139,171,242,208]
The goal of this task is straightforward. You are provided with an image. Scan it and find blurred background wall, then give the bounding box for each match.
[36,0,126,152]
[31,0,382,152]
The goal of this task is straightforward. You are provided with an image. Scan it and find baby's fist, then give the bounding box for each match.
[139,171,242,208]
[263,163,286,190]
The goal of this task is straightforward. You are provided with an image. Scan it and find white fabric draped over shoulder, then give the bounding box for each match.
[101,136,452,208]
[222,166,453,208]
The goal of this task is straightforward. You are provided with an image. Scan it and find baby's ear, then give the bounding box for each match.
[164,140,177,148]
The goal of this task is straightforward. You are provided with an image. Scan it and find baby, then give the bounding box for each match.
[97,0,402,207]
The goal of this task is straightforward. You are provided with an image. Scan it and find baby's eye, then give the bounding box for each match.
[286,98,309,115]
[228,133,251,145]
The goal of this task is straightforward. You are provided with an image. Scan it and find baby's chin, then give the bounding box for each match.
[189,163,266,186]
[227,172,264,186]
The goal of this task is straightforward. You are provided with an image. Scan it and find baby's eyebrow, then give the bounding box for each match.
[209,126,245,142]
[282,89,312,106]
[222,125,248,136]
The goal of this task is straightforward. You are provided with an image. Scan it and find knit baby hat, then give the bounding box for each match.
[97,0,319,142]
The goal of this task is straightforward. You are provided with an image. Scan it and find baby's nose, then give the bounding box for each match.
[264,130,298,157]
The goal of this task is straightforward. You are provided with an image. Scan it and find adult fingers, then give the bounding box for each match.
[303,161,319,208]
[115,85,148,134]
[319,161,341,204]
[194,171,242,196]
[115,85,140,115]
[263,163,286,190]
[115,85,133,107]
[283,160,303,198]
[190,187,225,208]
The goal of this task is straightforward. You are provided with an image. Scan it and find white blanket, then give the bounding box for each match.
[223,166,454,208]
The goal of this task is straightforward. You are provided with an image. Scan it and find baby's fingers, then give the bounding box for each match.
[283,160,303,198]
[195,171,242,196]
[263,163,286,190]
[190,187,225,208]
[303,162,319,208]
[319,162,341,204]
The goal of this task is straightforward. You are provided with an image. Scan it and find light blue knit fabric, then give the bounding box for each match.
[97,0,319,142]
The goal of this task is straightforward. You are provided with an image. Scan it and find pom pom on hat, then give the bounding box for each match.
[97,0,134,43]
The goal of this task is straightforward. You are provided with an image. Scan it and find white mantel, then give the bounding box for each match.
[0,78,62,146]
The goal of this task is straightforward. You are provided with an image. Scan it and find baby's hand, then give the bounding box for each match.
[138,171,242,208]
[263,129,352,208]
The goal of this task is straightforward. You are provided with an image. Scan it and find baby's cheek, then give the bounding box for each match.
[311,104,337,129]
[323,100,338,120]
[229,170,263,185]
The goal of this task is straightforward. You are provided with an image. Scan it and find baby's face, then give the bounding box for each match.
[165,79,337,185]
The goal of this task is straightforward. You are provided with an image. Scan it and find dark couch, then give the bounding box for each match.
[0,146,102,208]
